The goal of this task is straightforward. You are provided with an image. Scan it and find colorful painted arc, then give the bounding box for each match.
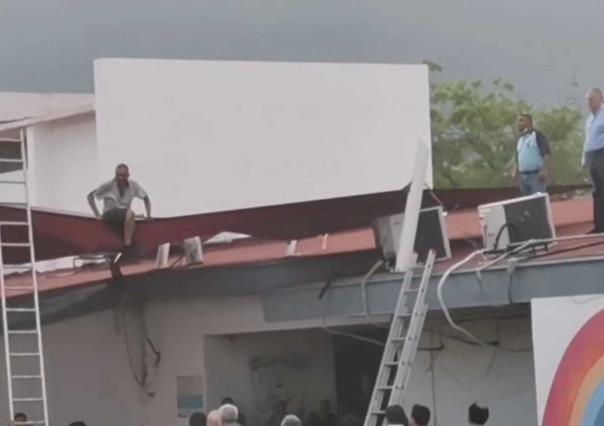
[543,309,604,426]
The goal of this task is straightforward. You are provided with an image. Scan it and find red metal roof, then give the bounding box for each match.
[4,193,601,298]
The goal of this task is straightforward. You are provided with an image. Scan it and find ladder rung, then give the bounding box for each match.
[12,374,42,380]
[0,180,26,185]
[3,285,35,291]
[1,242,31,247]
[0,221,28,226]
[10,352,40,357]
[376,385,392,391]
[13,397,44,402]
[6,307,36,312]
[8,330,38,335]
[0,158,24,164]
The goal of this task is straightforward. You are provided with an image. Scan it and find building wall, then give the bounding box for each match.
[27,112,98,213]
[0,293,536,426]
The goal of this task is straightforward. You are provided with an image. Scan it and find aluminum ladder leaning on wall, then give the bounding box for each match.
[363,249,436,426]
[0,130,49,425]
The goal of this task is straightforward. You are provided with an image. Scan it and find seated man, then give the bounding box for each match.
[87,163,151,256]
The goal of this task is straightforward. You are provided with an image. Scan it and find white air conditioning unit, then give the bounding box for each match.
[478,193,555,251]
[373,206,451,265]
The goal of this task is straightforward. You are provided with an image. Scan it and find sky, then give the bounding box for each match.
[1,0,603,107]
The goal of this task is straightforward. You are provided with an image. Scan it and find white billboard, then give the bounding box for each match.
[94,59,431,216]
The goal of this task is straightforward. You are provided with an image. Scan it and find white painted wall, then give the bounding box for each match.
[0,294,536,426]
[94,58,432,217]
[28,113,98,212]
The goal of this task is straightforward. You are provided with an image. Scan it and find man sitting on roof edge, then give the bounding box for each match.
[87,163,151,257]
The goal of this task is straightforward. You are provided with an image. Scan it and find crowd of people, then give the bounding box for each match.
[184,398,491,426]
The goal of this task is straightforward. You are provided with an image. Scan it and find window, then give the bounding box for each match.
[0,140,23,174]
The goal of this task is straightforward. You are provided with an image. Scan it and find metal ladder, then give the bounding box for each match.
[364,249,436,426]
[0,131,49,425]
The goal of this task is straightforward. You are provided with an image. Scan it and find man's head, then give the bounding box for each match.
[468,403,489,425]
[190,411,207,426]
[410,405,430,426]
[587,88,603,114]
[517,113,534,133]
[220,404,239,425]
[280,414,301,426]
[68,422,86,426]
[115,163,130,185]
[14,413,28,424]
[385,405,408,426]
[207,410,222,426]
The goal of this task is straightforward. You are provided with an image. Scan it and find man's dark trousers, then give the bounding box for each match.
[588,149,604,231]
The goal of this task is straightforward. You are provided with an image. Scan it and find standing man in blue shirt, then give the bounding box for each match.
[514,113,552,195]
[584,88,604,232]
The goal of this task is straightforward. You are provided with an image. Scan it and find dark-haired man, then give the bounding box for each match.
[87,163,151,252]
[410,405,430,426]
[468,403,489,425]
[514,113,552,195]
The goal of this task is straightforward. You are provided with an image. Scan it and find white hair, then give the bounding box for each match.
[281,415,301,426]
[220,404,239,424]
[587,87,603,98]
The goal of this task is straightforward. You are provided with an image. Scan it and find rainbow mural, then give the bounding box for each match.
[543,309,604,426]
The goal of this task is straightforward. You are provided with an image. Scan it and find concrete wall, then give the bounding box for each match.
[0,293,536,426]
[94,59,432,217]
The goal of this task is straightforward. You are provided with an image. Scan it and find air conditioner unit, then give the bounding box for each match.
[478,193,555,251]
[373,206,451,265]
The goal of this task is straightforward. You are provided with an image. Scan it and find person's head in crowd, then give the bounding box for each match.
[469,403,489,425]
[587,88,604,114]
[222,397,235,405]
[281,414,301,426]
[13,413,28,425]
[220,404,240,426]
[207,410,222,426]
[69,422,86,426]
[190,411,207,426]
[410,405,430,426]
[385,405,408,426]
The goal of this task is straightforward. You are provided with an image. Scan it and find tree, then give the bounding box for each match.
[429,69,587,188]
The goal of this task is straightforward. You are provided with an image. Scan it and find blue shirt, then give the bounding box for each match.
[584,106,604,154]
[517,131,544,172]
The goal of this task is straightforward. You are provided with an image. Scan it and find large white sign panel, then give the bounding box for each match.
[94,59,431,216]
[532,295,604,426]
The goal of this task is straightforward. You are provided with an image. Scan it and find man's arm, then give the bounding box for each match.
[143,196,152,219]
[87,191,101,218]
[536,131,553,183]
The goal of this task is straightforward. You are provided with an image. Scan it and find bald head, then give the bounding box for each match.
[587,88,603,113]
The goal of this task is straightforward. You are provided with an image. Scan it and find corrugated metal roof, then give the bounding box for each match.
[4,194,600,298]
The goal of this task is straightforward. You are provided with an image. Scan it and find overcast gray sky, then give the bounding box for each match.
[1,0,602,107]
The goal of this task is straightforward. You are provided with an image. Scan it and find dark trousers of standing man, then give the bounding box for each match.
[588,148,604,232]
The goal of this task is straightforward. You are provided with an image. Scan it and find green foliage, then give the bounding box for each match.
[430,73,586,188]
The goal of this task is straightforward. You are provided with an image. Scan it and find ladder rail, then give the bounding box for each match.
[21,128,50,425]
[389,250,435,405]
[0,220,16,421]
[364,254,416,426]
[363,250,436,426]
[0,128,49,425]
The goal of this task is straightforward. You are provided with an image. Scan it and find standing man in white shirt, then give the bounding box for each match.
[87,163,151,254]
[584,88,604,233]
